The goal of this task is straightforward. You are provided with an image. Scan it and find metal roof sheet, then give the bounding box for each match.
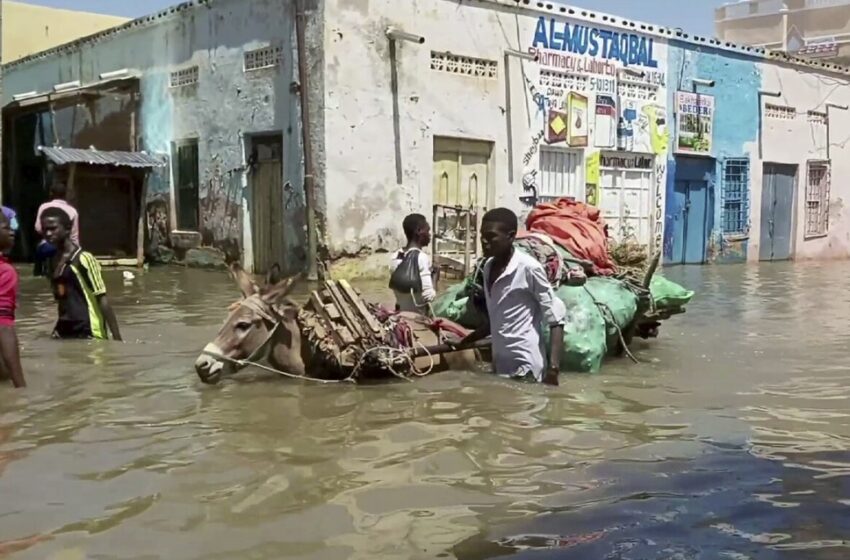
[37,146,166,169]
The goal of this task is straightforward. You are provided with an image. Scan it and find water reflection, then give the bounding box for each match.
[0,262,848,558]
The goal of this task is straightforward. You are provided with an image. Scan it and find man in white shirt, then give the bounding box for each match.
[453,208,566,385]
[389,214,438,314]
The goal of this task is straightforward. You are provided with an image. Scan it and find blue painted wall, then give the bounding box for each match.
[665,41,762,264]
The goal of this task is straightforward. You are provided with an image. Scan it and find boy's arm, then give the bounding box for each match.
[528,264,566,384]
[0,327,25,388]
[97,295,122,341]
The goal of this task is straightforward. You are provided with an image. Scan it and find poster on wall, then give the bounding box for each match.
[676,91,714,155]
[546,109,568,144]
[568,92,589,147]
[594,95,617,148]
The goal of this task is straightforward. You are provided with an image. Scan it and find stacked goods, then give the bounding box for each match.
[431,198,695,373]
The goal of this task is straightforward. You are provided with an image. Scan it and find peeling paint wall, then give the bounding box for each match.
[322,0,671,277]
[3,0,312,274]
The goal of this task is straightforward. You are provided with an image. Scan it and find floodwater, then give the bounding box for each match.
[0,262,849,559]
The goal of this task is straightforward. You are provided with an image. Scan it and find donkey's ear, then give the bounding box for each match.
[266,263,282,287]
[229,262,258,298]
[261,272,304,304]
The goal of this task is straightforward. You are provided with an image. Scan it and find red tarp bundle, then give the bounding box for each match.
[524,198,617,276]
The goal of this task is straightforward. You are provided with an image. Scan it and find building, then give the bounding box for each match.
[715,0,850,67]
[3,1,129,62]
[2,0,850,275]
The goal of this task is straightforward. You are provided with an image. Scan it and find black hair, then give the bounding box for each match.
[402,213,428,240]
[50,182,68,199]
[482,207,518,233]
[40,206,73,230]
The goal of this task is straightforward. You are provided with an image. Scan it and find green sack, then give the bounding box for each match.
[650,275,695,310]
[583,277,639,351]
[432,281,468,322]
[544,285,608,374]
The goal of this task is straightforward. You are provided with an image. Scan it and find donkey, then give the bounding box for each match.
[194,264,478,385]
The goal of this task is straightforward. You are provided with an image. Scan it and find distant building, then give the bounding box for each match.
[716,0,850,66]
[3,1,128,62]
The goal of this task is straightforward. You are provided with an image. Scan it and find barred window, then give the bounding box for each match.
[805,160,830,237]
[430,51,497,79]
[721,158,749,235]
[170,66,199,88]
[765,104,796,120]
[244,45,282,72]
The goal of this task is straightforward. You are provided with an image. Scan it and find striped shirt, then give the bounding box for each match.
[51,248,108,339]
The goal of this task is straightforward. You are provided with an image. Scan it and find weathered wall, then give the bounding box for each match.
[322,0,670,277]
[757,61,850,262]
[3,0,313,274]
[664,43,761,264]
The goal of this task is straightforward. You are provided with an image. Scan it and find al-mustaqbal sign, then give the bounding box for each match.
[532,17,660,68]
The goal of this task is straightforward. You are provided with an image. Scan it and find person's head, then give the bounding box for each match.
[0,211,15,254]
[402,213,431,247]
[40,207,73,246]
[50,182,68,200]
[481,208,518,259]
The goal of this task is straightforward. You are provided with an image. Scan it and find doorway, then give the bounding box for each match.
[249,134,284,274]
[670,157,714,265]
[759,163,797,261]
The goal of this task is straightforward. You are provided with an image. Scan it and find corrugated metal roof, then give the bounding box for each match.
[37,146,166,169]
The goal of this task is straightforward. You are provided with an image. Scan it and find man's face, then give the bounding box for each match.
[42,216,68,245]
[0,218,14,254]
[480,221,515,259]
[417,224,432,247]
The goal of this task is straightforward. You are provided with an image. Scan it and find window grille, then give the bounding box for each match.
[430,51,497,79]
[765,104,796,120]
[170,66,199,88]
[805,160,830,237]
[538,147,582,200]
[807,110,827,124]
[244,45,282,72]
[721,158,750,235]
[616,81,658,102]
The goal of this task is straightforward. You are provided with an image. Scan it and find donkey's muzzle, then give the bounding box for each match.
[195,344,226,384]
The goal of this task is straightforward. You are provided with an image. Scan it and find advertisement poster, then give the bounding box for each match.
[567,92,588,147]
[676,91,714,154]
[546,109,568,144]
[594,95,617,148]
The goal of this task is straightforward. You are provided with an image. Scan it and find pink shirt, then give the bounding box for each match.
[35,199,80,245]
[0,256,18,327]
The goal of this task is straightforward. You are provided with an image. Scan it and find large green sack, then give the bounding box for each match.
[583,277,639,351]
[432,281,468,323]
[650,275,695,310]
[544,285,608,373]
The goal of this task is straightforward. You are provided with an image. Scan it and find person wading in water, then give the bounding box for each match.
[451,208,565,385]
[0,209,25,388]
[389,213,438,315]
[34,182,79,277]
[40,207,122,341]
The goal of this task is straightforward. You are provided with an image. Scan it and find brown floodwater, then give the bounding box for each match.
[0,262,849,559]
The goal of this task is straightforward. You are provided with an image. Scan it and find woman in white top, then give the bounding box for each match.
[389,214,438,314]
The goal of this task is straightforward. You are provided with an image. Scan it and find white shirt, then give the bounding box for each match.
[483,250,567,382]
[389,248,436,313]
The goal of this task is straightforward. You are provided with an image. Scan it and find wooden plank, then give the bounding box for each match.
[338,279,383,335]
[324,281,367,341]
[325,303,341,320]
[310,291,346,347]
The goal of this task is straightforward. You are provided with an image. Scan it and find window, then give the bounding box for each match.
[244,45,282,72]
[538,147,583,201]
[174,140,200,231]
[807,110,827,125]
[805,160,830,237]
[765,104,796,120]
[430,52,497,79]
[170,66,199,88]
[721,158,750,235]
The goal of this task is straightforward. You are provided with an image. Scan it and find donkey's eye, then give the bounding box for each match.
[236,321,253,332]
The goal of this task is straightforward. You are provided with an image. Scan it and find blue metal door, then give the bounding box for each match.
[671,180,710,264]
[759,164,797,261]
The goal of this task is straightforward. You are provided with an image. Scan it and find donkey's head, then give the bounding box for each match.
[194,263,303,384]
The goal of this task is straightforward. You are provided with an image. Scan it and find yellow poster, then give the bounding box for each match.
[586,151,600,207]
[567,92,588,147]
